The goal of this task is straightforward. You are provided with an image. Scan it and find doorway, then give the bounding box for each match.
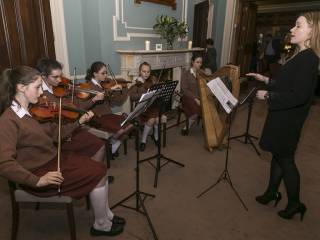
[192,0,209,48]
[0,0,55,72]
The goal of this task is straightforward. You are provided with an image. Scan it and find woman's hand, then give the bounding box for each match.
[246,73,269,84]
[79,110,94,124]
[92,92,105,102]
[36,171,64,187]
[194,98,200,106]
[256,90,268,100]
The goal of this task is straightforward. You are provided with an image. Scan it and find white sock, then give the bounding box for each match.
[141,125,152,143]
[188,118,196,129]
[89,185,112,231]
[153,124,159,141]
[110,138,121,154]
[105,181,114,220]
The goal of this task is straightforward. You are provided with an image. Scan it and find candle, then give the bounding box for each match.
[188,41,192,50]
[145,40,150,51]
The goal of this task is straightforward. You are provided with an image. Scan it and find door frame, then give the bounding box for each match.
[220,0,237,66]
[49,0,70,76]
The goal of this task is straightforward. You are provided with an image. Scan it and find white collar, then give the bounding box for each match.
[190,68,196,78]
[11,101,31,118]
[91,78,102,88]
[135,76,145,84]
[42,80,53,94]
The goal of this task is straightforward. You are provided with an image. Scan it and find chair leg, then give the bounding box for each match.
[162,123,167,148]
[11,202,19,240]
[177,108,181,125]
[66,203,76,240]
[35,202,40,210]
[186,117,189,131]
[86,195,91,210]
[123,138,127,155]
[105,141,112,169]
[197,116,201,126]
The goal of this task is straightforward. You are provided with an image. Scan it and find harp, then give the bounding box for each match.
[197,65,240,152]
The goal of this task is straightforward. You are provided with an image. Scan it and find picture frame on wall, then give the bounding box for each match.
[155,44,163,51]
[134,0,176,10]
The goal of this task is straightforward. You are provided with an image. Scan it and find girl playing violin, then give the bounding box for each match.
[128,62,159,151]
[0,66,125,236]
[84,61,133,155]
[35,58,108,159]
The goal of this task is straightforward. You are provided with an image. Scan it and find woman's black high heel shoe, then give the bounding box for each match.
[278,203,306,221]
[255,192,282,207]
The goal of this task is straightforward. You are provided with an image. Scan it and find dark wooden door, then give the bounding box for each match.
[0,0,55,72]
[235,2,257,75]
[193,0,209,48]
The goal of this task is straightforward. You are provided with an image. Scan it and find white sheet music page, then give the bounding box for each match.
[207,77,238,114]
[121,90,158,126]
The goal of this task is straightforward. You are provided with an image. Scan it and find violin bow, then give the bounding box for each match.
[71,67,77,104]
[107,64,118,85]
[57,97,62,194]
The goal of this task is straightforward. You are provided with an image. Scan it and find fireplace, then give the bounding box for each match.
[117,48,204,112]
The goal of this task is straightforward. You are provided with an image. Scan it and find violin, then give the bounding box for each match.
[58,76,104,100]
[30,102,87,122]
[102,64,131,90]
[100,78,131,90]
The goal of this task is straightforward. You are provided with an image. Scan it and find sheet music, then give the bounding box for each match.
[121,90,158,126]
[207,77,238,114]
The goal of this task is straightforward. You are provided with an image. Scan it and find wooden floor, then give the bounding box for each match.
[0,99,319,240]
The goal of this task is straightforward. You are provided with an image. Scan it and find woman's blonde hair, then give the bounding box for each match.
[300,11,320,57]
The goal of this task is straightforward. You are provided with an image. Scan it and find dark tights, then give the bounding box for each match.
[265,154,301,205]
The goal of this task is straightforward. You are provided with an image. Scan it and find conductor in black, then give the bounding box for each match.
[247,11,320,221]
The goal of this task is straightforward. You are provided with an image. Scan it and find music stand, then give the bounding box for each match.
[197,78,248,211]
[140,81,185,188]
[229,87,260,156]
[111,90,161,240]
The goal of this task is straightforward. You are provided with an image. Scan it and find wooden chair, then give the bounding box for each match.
[176,92,201,133]
[87,119,128,158]
[8,181,76,240]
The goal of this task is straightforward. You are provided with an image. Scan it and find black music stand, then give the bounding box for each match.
[140,81,185,188]
[197,81,249,211]
[111,90,161,240]
[229,87,260,156]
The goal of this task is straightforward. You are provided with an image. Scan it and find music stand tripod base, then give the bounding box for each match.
[112,94,160,239]
[140,81,185,188]
[197,114,248,211]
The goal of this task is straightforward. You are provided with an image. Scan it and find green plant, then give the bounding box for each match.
[153,15,188,49]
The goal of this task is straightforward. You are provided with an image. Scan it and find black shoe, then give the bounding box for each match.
[108,175,115,184]
[255,192,282,207]
[278,202,306,221]
[90,223,123,236]
[181,128,189,136]
[140,143,146,151]
[112,215,126,225]
[112,151,119,160]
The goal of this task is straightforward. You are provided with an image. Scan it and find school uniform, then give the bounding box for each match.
[181,68,201,117]
[39,81,105,155]
[0,102,106,198]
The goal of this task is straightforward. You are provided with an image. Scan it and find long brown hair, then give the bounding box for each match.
[85,61,107,81]
[0,66,40,115]
[300,11,320,57]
